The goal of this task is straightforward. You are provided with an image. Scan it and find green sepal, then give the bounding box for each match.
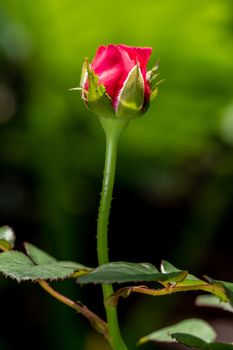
[79,60,88,99]
[0,226,15,251]
[84,58,115,118]
[146,60,159,87]
[150,87,158,100]
[116,64,145,119]
[146,60,164,101]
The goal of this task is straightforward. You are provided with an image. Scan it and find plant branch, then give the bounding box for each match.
[38,280,109,340]
[0,245,8,252]
[108,283,228,306]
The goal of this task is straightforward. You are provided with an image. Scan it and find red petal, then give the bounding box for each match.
[88,44,152,109]
[117,44,152,87]
[91,45,124,100]
[117,45,151,68]
[117,45,152,107]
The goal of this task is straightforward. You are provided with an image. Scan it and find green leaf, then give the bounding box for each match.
[0,250,91,282]
[77,261,186,284]
[85,59,115,118]
[161,270,188,285]
[138,318,216,345]
[160,260,183,274]
[24,243,91,272]
[204,343,233,350]
[0,226,15,251]
[0,251,34,281]
[116,64,145,119]
[159,261,189,285]
[24,243,56,264]
[219,281,233,306]
[172,333,233,350]
[173,334,233,350]
[161,260,205,286]
[172,333,206,348]
[160,262,228,301]
[205,277,233,306]
[196,295,233,313]
[107,260,228,305]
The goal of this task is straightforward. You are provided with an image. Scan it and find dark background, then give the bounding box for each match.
[0,0,233,349]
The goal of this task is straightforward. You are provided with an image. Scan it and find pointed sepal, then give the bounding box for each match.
[147,60,164,101]
[116,64,145,119]
[84,58,115,118]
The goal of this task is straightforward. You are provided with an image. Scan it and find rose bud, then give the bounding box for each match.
[77,44,162,119]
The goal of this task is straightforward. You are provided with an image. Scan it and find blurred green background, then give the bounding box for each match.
[0,0,233,349]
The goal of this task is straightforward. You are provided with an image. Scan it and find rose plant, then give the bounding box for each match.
[1,44,233,350]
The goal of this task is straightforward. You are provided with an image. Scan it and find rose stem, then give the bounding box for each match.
[97,117,129,350]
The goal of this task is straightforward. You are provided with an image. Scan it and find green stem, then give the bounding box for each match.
[97,117,129,350]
